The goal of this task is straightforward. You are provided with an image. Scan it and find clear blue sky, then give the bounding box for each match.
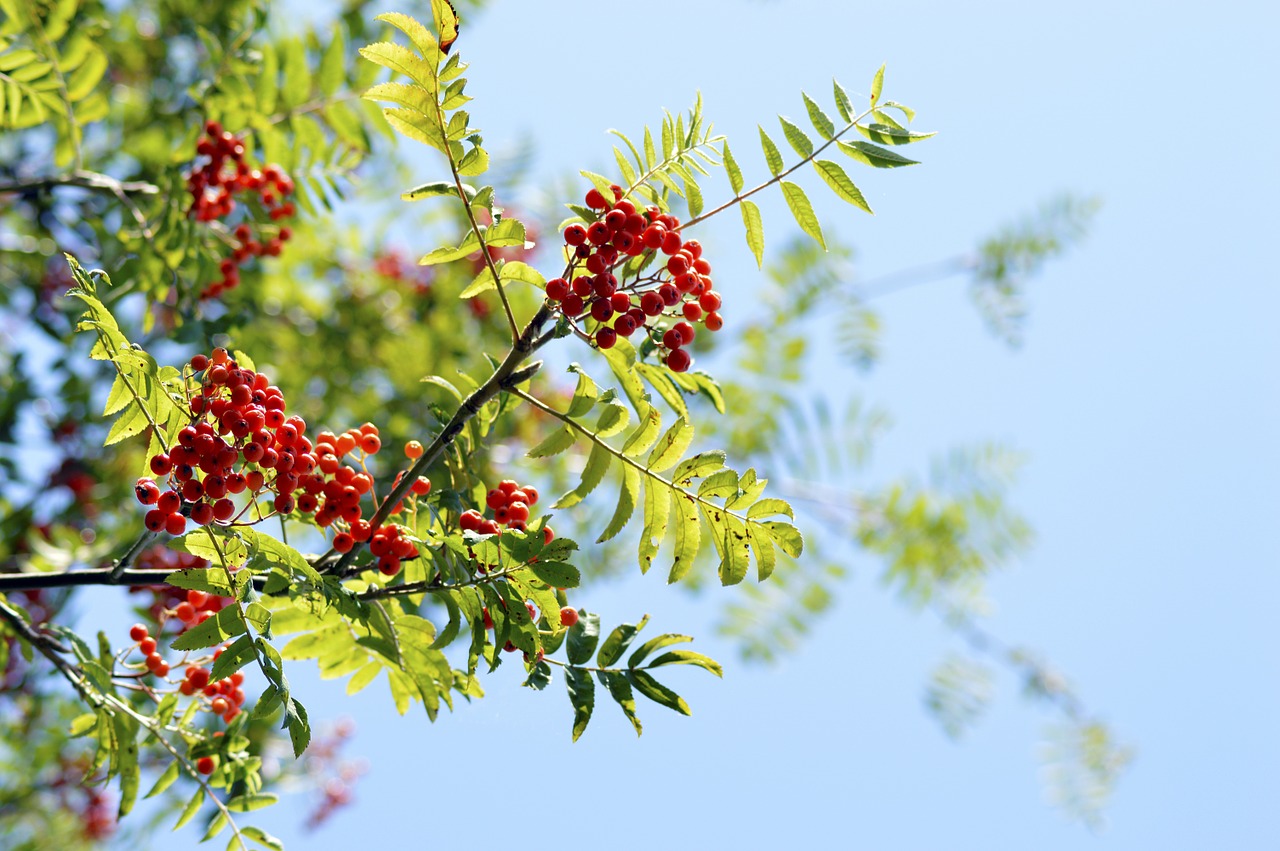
[136,0,1280,846]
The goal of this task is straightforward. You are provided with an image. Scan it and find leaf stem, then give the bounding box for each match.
[678,105,878,231]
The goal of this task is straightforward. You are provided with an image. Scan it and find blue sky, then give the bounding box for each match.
[110,0,1280,846]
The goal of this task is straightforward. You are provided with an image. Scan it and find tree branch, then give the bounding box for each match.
[0,170,160,197]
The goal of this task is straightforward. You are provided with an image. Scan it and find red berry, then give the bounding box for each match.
[563,224,588,246]
[135,478,160,505]
[129,624,148,642]
[585,188,607,209]
[164,513,187,535]
[595,327,617,349]
[546,278,570,301]
[560,607,580,627]
[667,348,692,373]
[704,311,724,332]
[144,509,166,532]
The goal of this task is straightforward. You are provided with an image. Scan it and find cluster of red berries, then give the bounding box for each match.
[135,347,316,535]
[127,622,172,678]
[459,478,547,537]
[179,650,247,724]
[546,184,725,373]
[187,120,295,298]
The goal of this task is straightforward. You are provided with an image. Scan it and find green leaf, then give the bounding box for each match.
[280,38,310,111]
[174,786,204,830]
[740,199,765,269]
[565,665,594,741]
[802,92,836,139]
[628,669,691,715]
[684,174,703,218]
[363,81,435,115]
[838,139,919,168]
[668,490,700,584]
[170,606,246,651]
[854,123,936,145]
[241,826,285,851]
[647,649,723,677]
[402,180,471,201]
[600,671,643,736]
[553,440,612,508]
[210,634,257,681]
[376,11,440,61]
[832,78,855,123]
[870,63,885,106]
[318,26,346,96]
[565,365,600,417]
[627,633,693,668]
[597,615,648,667]
[527,561,580,589]
[722,140,744,195]
[778,115,814,158]
[225,793,279,812]
[113,714,139,817]
[527,425,576,458]
[164,566,234,598]
[145,761,180,799]
[758,126,783,177]
[597,464,639,544]
[647,417,694,473]
[758,520,804,558]
[566,612,600,665]
[716,514,751,586]
[881,99,917,122]
[638,474,671,574]
[780,180,826,249]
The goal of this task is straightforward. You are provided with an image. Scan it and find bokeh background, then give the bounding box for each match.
[235,0,1277,848]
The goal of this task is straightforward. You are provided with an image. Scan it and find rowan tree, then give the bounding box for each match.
[0,1,1127,846]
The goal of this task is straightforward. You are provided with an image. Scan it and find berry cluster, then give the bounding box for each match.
[546,184,725,373]
[135,347,316,535]
[459,478,546,537]
[186,120,296,298]
[179,648,247,724]
[125,620,247,728]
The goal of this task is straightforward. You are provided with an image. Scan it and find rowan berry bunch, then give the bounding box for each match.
[124,618,248,727]
[135,348,419,547]
[546,184,725,373]
[186,120,296,298]
[459,477,548,538]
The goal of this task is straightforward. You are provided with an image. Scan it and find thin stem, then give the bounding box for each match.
[679,104,878,231]
[512,387,753,524]
[431,82,521,343]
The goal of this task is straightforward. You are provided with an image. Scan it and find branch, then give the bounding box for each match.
[0,565,269,593]
[0,170,160,197]
[325,303,555,576]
